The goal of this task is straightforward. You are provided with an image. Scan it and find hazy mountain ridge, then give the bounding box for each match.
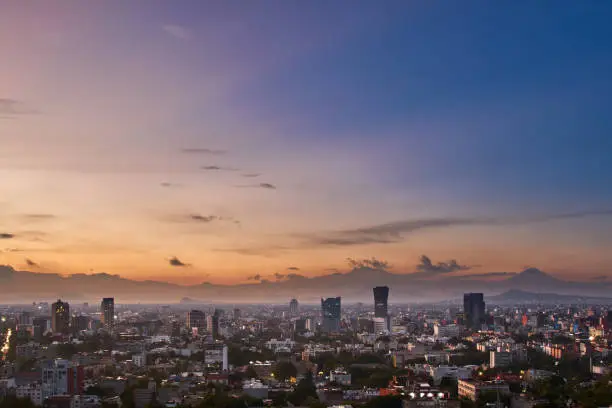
[0,265,610,304]
[488,289,612,304]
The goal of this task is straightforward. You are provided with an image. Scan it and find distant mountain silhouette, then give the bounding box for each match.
[506,268,564,288]
[0,264,610,304]
[489,289,612,304]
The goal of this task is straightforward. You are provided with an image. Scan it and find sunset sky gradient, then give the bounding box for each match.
[1,1,612,284]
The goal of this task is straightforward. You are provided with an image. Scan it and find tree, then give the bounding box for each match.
[363,395,402,408]
[0,396,37,408]
[287,372,318,406]
[245,365,258,379]
[273,361,297,382]
[57,342,78,359]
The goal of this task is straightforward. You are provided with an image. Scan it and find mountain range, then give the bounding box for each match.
[0,265,610,304]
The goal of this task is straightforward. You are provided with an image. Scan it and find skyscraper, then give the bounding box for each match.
[289,298,299,316]
[373,286,390,332]
[373,286,389,317]
[187,310,206,334]
[463,293,485,330]
[207,309,220,339]
[321,297,341,333]
[51,299,70,334]
[100,298,114,332]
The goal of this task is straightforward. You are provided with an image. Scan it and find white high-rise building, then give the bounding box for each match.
[42,359,83,399]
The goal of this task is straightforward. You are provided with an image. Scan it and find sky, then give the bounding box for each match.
[1,1,612,285]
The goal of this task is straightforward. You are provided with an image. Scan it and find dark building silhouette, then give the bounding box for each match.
[321,297,341,333]
[207,309,220,339]
[233,308,241,320]
[373,286,389,318]
[187,310,206,333]
[289,298,299,316]
[71,315,90,332]
[294,318,307,332]
[463,293,485,330]
[51,299,70,333]
[101,297,114,332]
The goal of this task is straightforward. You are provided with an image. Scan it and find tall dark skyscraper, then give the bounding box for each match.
[463,293,485,330]
[51,299,70,333]
[321,297,341,333]
[207,309,220,339]
[101,298,114,332]
[373,286,389,318]
[289,298,299,316]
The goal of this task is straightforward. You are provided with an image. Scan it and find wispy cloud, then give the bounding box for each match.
[0,98,36,116]
[0,233,15,239]
[242,173,261,178]
[162,24,192,40]
[287,266,300,271]
[181,148,226,155]
[259,183,276,189]
[219,209,612,256]
[416,255,470,274]
[166,213,239,225]
[347,257,390,270]
[189,214,219,223]
[22,214,55,221]
[169,256,190,267]
[303,210,612,247]
[201,165,238,172]
[235,182,277,190]
[591,275,609,281]
[160,182,181,188]
[214,245,288,257]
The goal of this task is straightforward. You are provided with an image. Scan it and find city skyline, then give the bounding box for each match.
[2,2,612,286]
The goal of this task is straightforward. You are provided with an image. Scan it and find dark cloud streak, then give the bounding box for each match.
[169,257,190,267]
[236,183,277,189]
[181,148,226,155]
[305,210,612,248]
[25,258,39,268]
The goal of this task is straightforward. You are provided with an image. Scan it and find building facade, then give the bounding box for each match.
[458,379,509,401]
[186,310,206,334]
[51,300,70,334]
[463,293,485,330]
[100,298,114,332]
[321,297,341,333]
[42,359,84,399]
[289,299,299,316]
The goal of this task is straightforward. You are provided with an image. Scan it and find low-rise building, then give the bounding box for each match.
[242,379,269,399]
[429,366,473,385]
[265,338,296,353]
[16,382,43,406]
[329,368,351,386]
[457,379,509,402]
[433,324,460,339]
